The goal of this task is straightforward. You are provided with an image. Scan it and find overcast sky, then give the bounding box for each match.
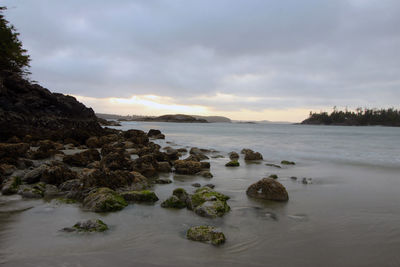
[3,0,400,121]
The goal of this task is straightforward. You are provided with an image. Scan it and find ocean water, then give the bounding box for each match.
[1,122,400,267]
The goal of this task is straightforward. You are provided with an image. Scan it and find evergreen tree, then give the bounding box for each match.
[0,7,30,76]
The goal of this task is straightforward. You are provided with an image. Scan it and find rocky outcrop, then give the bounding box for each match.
[187,226,226,246]
[82,187,128,212]
[246,178,289,201]
[0,74,103,143]
[147,129,165,139]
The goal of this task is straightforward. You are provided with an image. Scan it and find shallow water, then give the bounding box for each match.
[1,122,400,267]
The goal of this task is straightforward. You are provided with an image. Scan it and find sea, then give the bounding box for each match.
[1,122,400,267]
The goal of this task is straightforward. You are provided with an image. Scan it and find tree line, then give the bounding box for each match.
[302,107,400,126]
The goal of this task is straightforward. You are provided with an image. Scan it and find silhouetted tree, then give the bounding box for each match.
[0,7,30,76]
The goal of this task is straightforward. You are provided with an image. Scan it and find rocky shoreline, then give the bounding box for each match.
[0,126,296,245]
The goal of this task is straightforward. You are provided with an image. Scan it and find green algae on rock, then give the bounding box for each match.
[121,190,159,203]
[225,160,239,167]
[281,160,295,165]
[187,225,226,246]
[191,187,230,218]
[62,219,109,233]
[83,187,128,212]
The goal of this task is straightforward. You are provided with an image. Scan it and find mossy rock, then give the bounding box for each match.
[225,160,239,167]
[63,219,108,232]
[121,190,159,203]
[161,188,189,209]
[161,195,187,209]
[187,225,226,246]
[1,176,22,195]
[268,174,278,179]
[190,187,230,218]
[56,197,79,204]
[83,187,128,212]
[281,160,295,165]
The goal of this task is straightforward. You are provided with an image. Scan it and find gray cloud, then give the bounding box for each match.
[3,0,400,112]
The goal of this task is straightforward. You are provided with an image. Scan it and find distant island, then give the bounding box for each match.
[96,113,232,123]
[301,108,400,127]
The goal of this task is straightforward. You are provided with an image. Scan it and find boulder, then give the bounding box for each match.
[225,160,239,167]
[20,183,46,198]
[62,219,108,232]
[63,149,101,167]
[228,152,239,160]
[174,160,202,175]
[0,143,29,159]
[246,178,289,201]
[121,190,159,203]
[161,188,190,209]
[86,136,100,148]
[190,187,230,218]
[196,170,213,178]
[1,176,21,195]
[83,187,128,212]
[156,161,172,173]
[41,164,77,185]
[0,163,16,176]
[100,149,132,171]
[281,160,295,165]
[243,150,263,161]
[147,129,165,139]
[187,225,226,246]
[23,164,48,184]
[81,169,145,190]
[184,154,209,161]
[123,130,149,145]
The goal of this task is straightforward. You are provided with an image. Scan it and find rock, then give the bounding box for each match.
[302,177,312,184]
[191,187,230,218]
[240,148,253,154]
[228,152,239,160]
[204,184,215,189]
[154,178,172,184]
[196,170,213,178]
[225,160,239,167]
[156,161,172,173]
[41,164,77,185]
[23,164,48,184]
[0,163,16,176]
[43,184,60,197]
[281,160,295,165]
[243,149,263,161]
[184,154,209,161]
[187,225,226,246]
[174,160,202,175]
[161,195,187,209]
[164,147,179,161]
[266,163,281,168]
[86,136,100,148]
[20,183,46,198]
[290,176,297,180]
[100,149,132,171]
[63,149,101,167]
[200,162,210,169]
[211,155,224,159]
[0,74,103,143]
[83,187,128,212]
[268,174,278,179]
[1,176,22,195]
[177,148,187,153]
[62,219,108,232]
[246,178,289,201]
[0,143,30,159]
[123,130,149,145]
[121,190,159,203]
[147,129,165,139]
[30,140,63,159]
[192,183,201,188]
[161,188,190,209]
[81,169,146,190]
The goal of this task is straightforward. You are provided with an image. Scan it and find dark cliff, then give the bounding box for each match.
[0,74,103,143]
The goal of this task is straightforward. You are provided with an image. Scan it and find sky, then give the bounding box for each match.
[3,0,400,122]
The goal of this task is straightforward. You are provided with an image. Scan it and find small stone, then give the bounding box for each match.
[197,170,213,178]
[155,178,172,184]
[121,190,159,202]
[192,183,201,188]
[268,174,278,179]
[265,163,281,168]
[62,219,108,232]
[281,160,295,165]
[204,183,215,189]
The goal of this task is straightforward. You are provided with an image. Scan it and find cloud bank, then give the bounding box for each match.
[3,0,400,121]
